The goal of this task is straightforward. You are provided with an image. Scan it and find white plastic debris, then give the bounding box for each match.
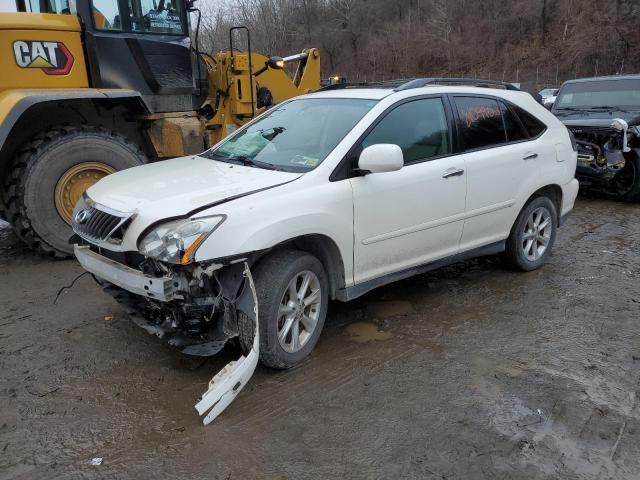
[89,458,103,466]
[195,263,259,425]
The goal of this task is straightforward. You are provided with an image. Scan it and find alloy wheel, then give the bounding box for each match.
[277,270,322,353]
[522,206,552,262]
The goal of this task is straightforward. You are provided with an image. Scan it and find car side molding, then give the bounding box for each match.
[336,241,506,302]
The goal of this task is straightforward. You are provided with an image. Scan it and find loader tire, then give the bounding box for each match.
[1,125,147,258]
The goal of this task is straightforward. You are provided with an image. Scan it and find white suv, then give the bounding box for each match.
[72,79,578,421]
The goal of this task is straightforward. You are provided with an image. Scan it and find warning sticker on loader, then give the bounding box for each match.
[13,40,74,75]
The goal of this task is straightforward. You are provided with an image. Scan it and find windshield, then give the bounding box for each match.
[539,89,557,96]
[555,79,640,109]
[201,98,377,172]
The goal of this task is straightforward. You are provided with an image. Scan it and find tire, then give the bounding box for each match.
[238,249,329,369]
[1,125,147,258]
[504,196,558,271]
[612,155,640,202]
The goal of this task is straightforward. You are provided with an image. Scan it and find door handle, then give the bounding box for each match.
[442,168,465,178]
[523,153,538,160]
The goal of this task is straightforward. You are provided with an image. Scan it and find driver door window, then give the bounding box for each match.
[362,98,450,165]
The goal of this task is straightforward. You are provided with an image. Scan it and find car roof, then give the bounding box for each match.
[562,74,640,84]
[304,85,529,101]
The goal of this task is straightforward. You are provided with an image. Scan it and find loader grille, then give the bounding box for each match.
[71,195,132,245]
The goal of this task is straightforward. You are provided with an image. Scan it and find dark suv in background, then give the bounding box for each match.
[552,75,640,201]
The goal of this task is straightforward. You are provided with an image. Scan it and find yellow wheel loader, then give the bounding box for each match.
[0,0,320,257]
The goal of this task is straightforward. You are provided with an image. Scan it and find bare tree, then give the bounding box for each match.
[197,0,640,88]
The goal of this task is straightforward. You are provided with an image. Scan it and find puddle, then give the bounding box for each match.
[346,322,393,343]
[367,300,414,318]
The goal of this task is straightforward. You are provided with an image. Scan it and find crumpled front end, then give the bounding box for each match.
[73,243,261,424]
[563,118,640,199]
[568,124,629,181]
[74,243,257,356]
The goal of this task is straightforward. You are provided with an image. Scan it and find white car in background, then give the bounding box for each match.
[539,88,559,109]
[71,78,579,423]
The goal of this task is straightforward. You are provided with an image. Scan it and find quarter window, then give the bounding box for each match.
[362,98,450,164]
[500,102,527,142]
[454,96,505,150]
[512,105,547,138]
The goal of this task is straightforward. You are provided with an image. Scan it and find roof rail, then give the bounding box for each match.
[395,78,520,91]
[316,77,520,93]
[317,79,416,91]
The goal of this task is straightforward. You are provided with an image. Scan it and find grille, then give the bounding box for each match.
[72,195,131,245]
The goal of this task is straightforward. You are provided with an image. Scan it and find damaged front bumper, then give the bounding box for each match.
[73,244,260,425]
[74,245,182,301]
[74,244,254,356]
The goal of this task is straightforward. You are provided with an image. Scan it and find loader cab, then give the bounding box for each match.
[17,0,207,113]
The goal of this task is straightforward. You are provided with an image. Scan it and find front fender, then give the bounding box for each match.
[0,88,147,150]
[193,180,355,285]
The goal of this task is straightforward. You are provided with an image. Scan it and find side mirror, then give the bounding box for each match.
[358,144,404,174]
[611,118,631,152]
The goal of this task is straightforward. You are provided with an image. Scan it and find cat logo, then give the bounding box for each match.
[13,40,74,75]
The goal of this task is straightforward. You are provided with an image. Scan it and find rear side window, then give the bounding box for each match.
[361,98,450,164]
[454,97,505,150]
[500,102,527,142]
[512,105,546,138]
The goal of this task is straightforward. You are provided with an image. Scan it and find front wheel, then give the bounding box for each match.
[504,196,557,271]
[238,249,329,369]
[612,155,640,202]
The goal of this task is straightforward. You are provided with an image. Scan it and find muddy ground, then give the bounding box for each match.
[1,196,639,480]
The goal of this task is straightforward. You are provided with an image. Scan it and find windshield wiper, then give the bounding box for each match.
[204,152,282,171]
[227,156,279,170]
[585,106,631,113]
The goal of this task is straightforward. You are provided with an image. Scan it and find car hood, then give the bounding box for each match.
[554,109,640,128]
[86,155,301,218]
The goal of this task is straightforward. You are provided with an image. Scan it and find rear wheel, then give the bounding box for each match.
[2,125,147,258]
[238,249,329,369]
[504,196,557,271]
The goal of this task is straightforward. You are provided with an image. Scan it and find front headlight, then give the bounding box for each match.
[138,215,226,265]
